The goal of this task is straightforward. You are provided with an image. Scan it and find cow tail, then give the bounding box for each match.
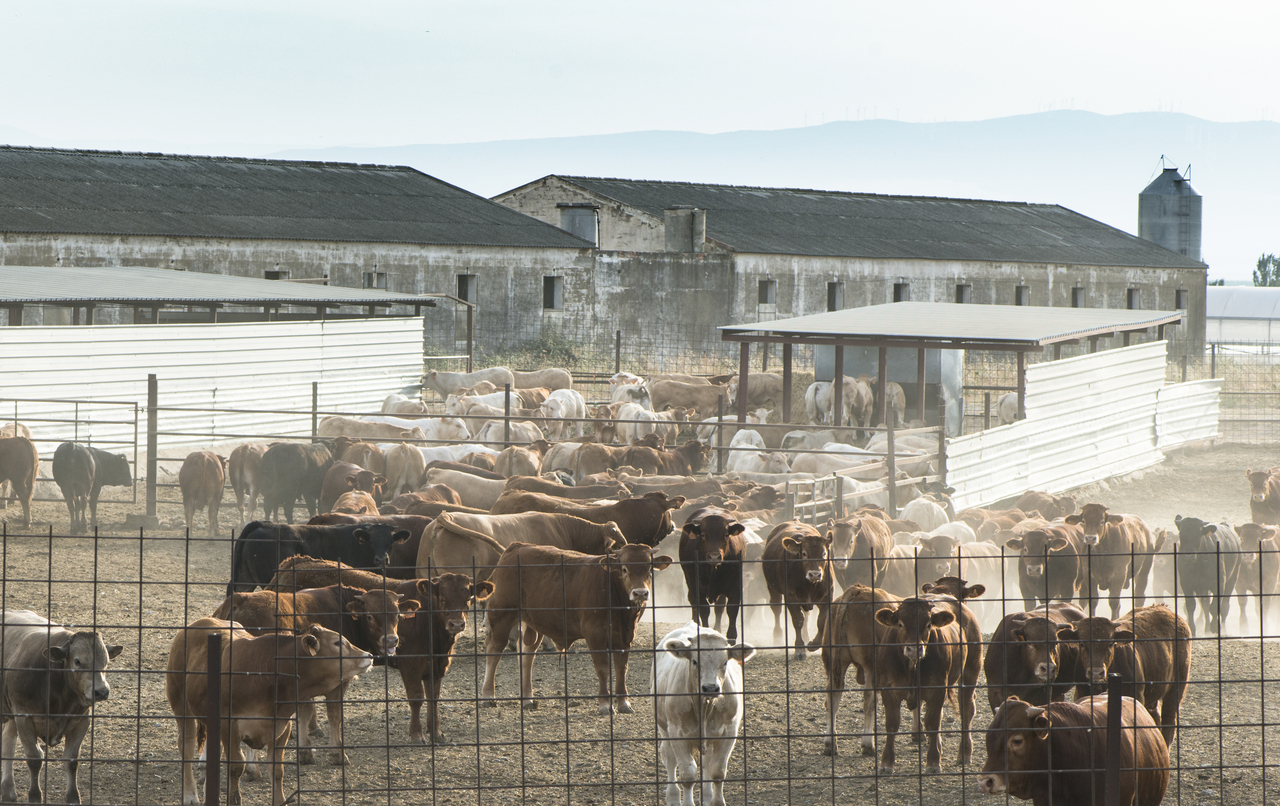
[434,513,508,554]
[227,521,260,596]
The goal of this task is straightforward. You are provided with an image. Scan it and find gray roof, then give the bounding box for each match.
[721,301,1183,348]
[0,265,439,308]
[541,175,1205,269]
[1141,167,1200,198]
[0,146,589,249]
[1206,286,1280,319]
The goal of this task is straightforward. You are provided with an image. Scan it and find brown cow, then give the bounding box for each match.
[820,584,901,757]
[956,506,1027,533]
[481,542,672,714]
[494,440,552,478]
[1004,523,1086,612]
[461,451,497,472]
[1235,522,1280,631]
[228,443,268,522]
[1247,468,1280,525]
[1060,605,1192,745]
[179,450,226,537]
[620,440,711,477]
[489,490,683,547]
[977,695,1170,806]
[1064,503,1155,618]
[1013,490,1077,521]
[319,461,387,514]
[338,438,386,475]
[832,515,893,590]
[762,521,834,659]
[983,602,1087,712]
[333,489,378,515]
[416,511,626,580]
[264,556,494,745]
[0,437,38,527]
[166,619,371,806]
[678,507,747,643]
[504,474,628,500]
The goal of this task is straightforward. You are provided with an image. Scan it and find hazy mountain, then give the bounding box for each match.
[269,111,1279,282]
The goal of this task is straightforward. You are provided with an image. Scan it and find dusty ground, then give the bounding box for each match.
[0,442,1278,805]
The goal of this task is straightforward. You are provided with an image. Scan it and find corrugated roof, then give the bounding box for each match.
[0,146,590,249]
[0,265,439,307]
[545,176,1205,269]
[1206,286,1280,319]
[721,301,1182,348]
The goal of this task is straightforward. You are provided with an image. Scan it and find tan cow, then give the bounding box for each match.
[383,442,427,497]
[0,423,31,509]
[648,380,731,415]
[489,490,683,547]
[512,368,573,390]
[416,511,626,580]
[0,437,38,527]
[179,450,226,537]
[316,416,427,441]
[494,440,552,478]
[228,443,268,522]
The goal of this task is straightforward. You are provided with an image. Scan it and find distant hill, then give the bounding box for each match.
[269,111,1279,283]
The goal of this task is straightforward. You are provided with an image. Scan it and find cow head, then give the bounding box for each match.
[661,627,755,701]
[1006,616,1075,683]
[1246,469,1275,503]
[46,631,123,706]
[875,597,954,665]
[920,576,986,603]
[347,470,388,501]
[421,574,495,636]
[977,696,1053,798]
[104,452,134,486]
[780,529,832,584]
[1063,503,1122,547]
[1172,515,1218,553]
[355,526,413,568]
[1236,522,1279,563]
[682,512,745,568]
[912,533,961,579]
[606,544,673,607]
[346,589,418,657]
[827,519,852,569]
[299,624,374,685]
[1058,616,1133,684]
[678,440,713,474]
[1005,529,1071,578]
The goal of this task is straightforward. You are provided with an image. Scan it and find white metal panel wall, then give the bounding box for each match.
[0,318,424,458]
[1156,379,1221,449]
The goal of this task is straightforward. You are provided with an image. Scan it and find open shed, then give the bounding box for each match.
[720,301,1184,428]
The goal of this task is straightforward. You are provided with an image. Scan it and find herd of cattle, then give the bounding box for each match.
[0,365,1276,805]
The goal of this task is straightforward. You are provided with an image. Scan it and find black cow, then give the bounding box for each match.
[51,442,134,534]
[259,442,333,523]
[1170,515,1242,636]
[678,506,746,643]
[227,521,411,594]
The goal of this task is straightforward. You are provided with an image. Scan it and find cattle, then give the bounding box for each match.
[259,442,333,523]
[983,602,1088,712]
[416,511,626,580]
[843,375,876,436]
[166,618,371,806]
[490,490,682,547]
[228,443,268,522]
[227,520,411,593]
[0,610,122,805]
[819,584,901,757]
[506,474,628,500]
[1235,522,1280,631]
[372,415,471,444]
[0,437,38,528]
[423,367,516,399]
[381,392,429,415]
[803,382,835,425]
[51,442,133,534]
[833,515,893,590]
[1246,468,1280,525]
[1013,490,1077,521]
[678,507,747,643]
[977,695,1170,806]
[538,389,587,439]
[335,438,386,476]
[956,506,1028,533]
[622,439,712,477]
[1003,523,1086,612]
[212,584,417,764]
[879,380,907,427]
[423,467,509,510]
[651,623,755,806]
[995,391,1018,424]
[179,450,227,537]
[0,424,31,510]
[617,403,691,446]
[472,419,545,449]
[316,415,428,442]
[648,380,730,416]
[494,441,551,478]
[1064,503,1155,618]
[900,497,948,532]
[1170,515,1243,636]
[1060,605,1191,745]
[318,461,386,514]
[726,372,784,410]
[762,521,834,659]
[481,542,672,714]
[511,367,572,390]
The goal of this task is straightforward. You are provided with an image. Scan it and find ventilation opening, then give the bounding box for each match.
[543,276,564,310]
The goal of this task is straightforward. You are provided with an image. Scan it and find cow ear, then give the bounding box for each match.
[663,637,694,660]
[920,582,936,594]
[652,555,674,571]
[302,635,320,655]
[1047,537,1070,551]
[1247,469,1254,477]
[729,643,756,664]
[821,531,833,546]
[393,530,411,544]
[473,581,496,601]
[781,537,801,553]
[1064,515,1082,525]
[1031,711,1051,741]
[1005,537,1024,550]
[375,476,388,485]
[107,644,124,660]
[1113,629,1135,643]
[727,523,746,536]
[874,607,898,627]
[45,644,68,663]
[1057,627,1078,640]
[966,583,986,599]
[346,475,359,488]
[345,600,363,619]
[1202,524,1218,536]
[399,599,421,616]
[929,609,955,628]
[354,529,369,543]
[1011,628,1026,641]
[1264,527,1279,541]
[1105,514,1124,525]
[415,579,434,600]
[683,522,702,538]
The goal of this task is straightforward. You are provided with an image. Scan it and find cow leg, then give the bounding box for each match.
[613,648,634,714]
[807,602,829,650]
[786,604,808,660]
[60,715,91,804]
[184,499,197,534]
[323,682,350,765]
[175,716,202,806]
[402,670,428,744]
[12,717,45,803]
[270,722,291,806]
[1,719,19,803]
[223,726,244,806]
[861,683,878,757]
[519,626,543,710]
[481,611,518,705]
[427,673,447,744]
[821,657,848,756]
[661,736,695,806]
[1183,593,1199,637]
[295,701,317,764]
[923,695,944,774]
[89,487,101,529]
[62,493,77,534]
[910,703,923,743]
[702,736,736,806]
[958,678,976,767]
[688,587,711,630]
[724,594,741,644]
[208,500,220,539]
[588,644,616,715]
[879,694,900,774]
[769,592,784,646]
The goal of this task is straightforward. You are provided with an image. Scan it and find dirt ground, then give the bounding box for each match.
[1,442,1278,805]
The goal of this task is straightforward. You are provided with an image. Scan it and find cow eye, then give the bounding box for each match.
[1009,736,1023,749]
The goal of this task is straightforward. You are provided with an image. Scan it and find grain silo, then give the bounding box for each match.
[1138,166,1202,261]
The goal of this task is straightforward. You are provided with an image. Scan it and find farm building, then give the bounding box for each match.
[1205,285,1280,344]
[495,175,1209,357]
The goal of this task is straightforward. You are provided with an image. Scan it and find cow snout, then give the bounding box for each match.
[701,683,721,697]
[977,773,1006,795]
[1088,667,1107,683]
[903,643,925,662]
[1025,564,1044,578]
[94,684,110,702]
[1254,493,1266,503]
[1034,661,1057,682]
[1082,534,1100,547]
[630,587,650,605]
[382,635,399,655]
[446,618,467,635]
[805,569,824,583]
[833,557,849,570]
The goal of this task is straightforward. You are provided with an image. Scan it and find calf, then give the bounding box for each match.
[821,584,903,757]
[1004,524,1085,612]
[651,623,755,806]
[228,443,268,522]
[1170,515,1242,636]
[166,619,371,806]
[481,542,672,714]
[977,695,1170,806]
[259,442,333,523]
[983,602,1087,712]
[0,610,123,805]
[1246,467,1280,525]
[1013,490,1077,521]
[51,442,134,534]
[227,521,411,593]
[179,450,227,537]
[1235,522,1280,631]
[0,437,38,528]
[678,507,747,643]
[1065,503,1155,618]
[319,461,386,513]
[762,521,834,659]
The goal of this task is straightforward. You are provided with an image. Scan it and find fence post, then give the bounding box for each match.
[886,408,897,518]
[716,396,726,475]
[466,305,474,374]
[503,384,512,447]
[205,632,222,806]
[937,397,948,485]
[983,392,991,431]
[1210,343,1217,379]
[1181,341,1188,383]
[834,474,844,520]
[614,330,621,375]
[1105,672,1122,806]
[784,484,795,521]
[146,374,158,518]
[311,382,319,439]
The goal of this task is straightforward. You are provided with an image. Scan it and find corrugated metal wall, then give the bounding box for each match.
[947,342,1219,509]
[0,318,424,463]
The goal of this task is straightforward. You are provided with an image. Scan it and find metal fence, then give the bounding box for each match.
[0,526,1276,806]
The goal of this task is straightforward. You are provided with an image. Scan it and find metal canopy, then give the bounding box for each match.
[0,265,440,309]
[720,302,1182,349]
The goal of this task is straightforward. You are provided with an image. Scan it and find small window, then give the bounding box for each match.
[543,276,563,310]
[1127,288,1141,310]
[1071,287,1086,308]
[363,271,387,290]
[1015,286,1031,306]
[758,279,777,306]
[264,269,290,281]
[559,207,598,246]
[827,281,844,312]
[1175,289,1188,310]
[955,284,972,304]
[457,274,477,303]
[893,282,911,302]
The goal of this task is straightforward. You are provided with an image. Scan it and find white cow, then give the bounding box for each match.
[651,623,755,806]
[997,392,1018,425]
[540,389,588,440]
[380,393,429,415]
[423,367,515,400]
[611,383,652,408]
[412,443,500,465]
[900,497,949,532]
[803,382,834,425]
[472,419,544,450]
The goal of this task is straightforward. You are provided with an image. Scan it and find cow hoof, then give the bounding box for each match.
[861,744,876,757]
[63,791,81,806]
[617,700,634,714]
[308,724,325,737]
[596,704,614,715]
[2,786,18,804]
[911,732,923,744]
[329,752,348,766]
[431,734,447,745]
[925,764,941,775]
[523,699,538,710]
[821,742,837,757]
[878,764,894,775]
[298,750,315,765]
[482,698,498,708]
[790,650,808,662]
